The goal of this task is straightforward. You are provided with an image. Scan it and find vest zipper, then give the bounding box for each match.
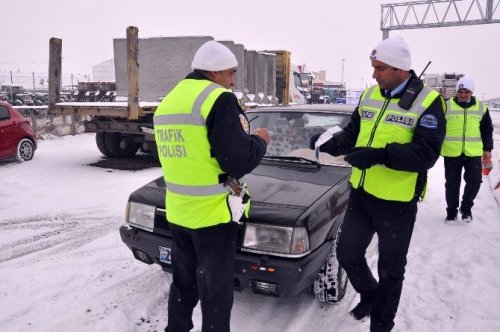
[462,107,467,154]
[358,97,391,188]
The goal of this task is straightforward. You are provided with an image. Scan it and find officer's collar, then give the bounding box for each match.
[454,96,476,108]
[385,76,410,98]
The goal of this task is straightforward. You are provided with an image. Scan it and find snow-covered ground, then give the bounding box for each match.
[1,111,500,332]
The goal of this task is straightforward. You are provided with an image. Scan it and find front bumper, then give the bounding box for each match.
[119,225,332,297]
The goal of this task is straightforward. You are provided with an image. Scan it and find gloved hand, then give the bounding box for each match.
[309,134,322,150]
[310,133,343,156]
[344,147,387,170]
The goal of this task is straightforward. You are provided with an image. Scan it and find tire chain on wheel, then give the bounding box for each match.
[313,227,348,303]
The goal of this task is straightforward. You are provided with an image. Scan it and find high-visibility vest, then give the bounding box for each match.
[153,79,232,229]
[441,98,485,157]
[350,84,440,202]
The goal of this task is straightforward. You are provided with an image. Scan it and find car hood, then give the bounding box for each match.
[242,161,350,225]
[129,161,350,226]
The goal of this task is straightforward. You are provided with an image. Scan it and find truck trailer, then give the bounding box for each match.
[48,26,305,159]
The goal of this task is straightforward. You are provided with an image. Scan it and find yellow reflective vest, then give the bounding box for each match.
[441,98,485,157]
[350,84,440,202]
[153,79,233,229]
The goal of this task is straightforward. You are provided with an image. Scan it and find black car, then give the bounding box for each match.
[120,104,355,304]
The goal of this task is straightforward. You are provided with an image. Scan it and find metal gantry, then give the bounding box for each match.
[381,0,500,38]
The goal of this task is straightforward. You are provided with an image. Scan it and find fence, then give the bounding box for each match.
[0,70,90,91]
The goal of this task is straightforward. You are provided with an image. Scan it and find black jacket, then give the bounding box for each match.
[320,70,446,198]
[451,96,494,152]
[185,71,267,180]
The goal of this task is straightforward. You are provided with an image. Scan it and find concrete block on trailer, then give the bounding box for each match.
[257,52,269,104]
[265,53,278,104]
[244,50,261,104]
[219,41,245,93]
[114,36,214,102]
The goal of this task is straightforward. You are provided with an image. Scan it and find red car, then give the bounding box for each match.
[0,101,37,162]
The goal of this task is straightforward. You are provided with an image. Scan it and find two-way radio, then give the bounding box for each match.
[398,61,431,110]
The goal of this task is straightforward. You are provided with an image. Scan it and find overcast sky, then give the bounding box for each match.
[1,0,499,99]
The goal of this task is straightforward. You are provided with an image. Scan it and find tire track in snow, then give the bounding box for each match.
[0,210,121,263]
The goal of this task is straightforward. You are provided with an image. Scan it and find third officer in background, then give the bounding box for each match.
[310,36,446,331]
[441,77,494,222]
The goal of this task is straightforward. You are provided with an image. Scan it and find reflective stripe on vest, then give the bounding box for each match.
[153,79,232,228]
[349,84,440,202]
[154,83,221,127]
[441,98,485,157]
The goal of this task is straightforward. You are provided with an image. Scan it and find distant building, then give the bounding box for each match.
[311,70,344,103]
[92,59,115,82]
[486,97,500,109]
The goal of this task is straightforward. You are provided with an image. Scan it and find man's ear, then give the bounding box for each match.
[205,71,220,81]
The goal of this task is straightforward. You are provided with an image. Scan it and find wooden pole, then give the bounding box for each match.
[48,37,62,107]
[127,26,139,120]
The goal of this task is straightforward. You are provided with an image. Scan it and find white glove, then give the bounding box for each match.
[228,195,246,222]
[314,125,343,160]
[315,125,343,149]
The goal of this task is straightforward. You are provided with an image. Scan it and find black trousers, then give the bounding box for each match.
[444,155,482,215]
[166,222,237,332]
[337,189,417,332]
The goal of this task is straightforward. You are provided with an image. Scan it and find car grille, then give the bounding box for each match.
[154,208,171,233]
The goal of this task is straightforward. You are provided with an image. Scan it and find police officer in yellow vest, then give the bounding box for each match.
[310,36,445,332]
[441,77,494,223]
[154,41,270,332]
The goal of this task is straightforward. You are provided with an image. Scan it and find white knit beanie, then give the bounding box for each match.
[369,36,411,71]
[191,41,238,71]
[456,77,475,92]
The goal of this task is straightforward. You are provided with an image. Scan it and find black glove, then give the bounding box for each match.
[344,147,387,170]
[309,134,322,150]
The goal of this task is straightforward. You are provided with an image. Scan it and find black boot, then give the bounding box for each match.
[350,293,376,320]
[460,208,473,223]
[350,301,372,320]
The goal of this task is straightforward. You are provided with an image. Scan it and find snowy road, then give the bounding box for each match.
[1,111,500,331]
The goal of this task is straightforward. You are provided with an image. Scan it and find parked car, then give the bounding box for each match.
[120,104,355,303]
[0,101,37,162]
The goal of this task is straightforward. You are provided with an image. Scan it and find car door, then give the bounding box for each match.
[0,105,19,158]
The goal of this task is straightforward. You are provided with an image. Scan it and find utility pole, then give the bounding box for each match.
[341,58,345,88]
[9,70,13,101]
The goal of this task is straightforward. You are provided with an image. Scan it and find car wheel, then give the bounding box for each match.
[16,138,35,162]
[95,133,113,157]
[313,228,348,304]
[104,133,140,158]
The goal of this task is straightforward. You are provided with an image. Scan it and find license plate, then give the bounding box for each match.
[158,246,171,264]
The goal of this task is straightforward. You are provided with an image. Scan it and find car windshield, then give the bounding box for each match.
[247,109,351,166]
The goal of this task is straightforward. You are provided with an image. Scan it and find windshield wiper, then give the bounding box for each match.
[248,115,259,123]
[263,156,321,168]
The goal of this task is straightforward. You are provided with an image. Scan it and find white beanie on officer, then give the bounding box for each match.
[191,41,238,71]
[456,77,475,93]
[369,36,411,71]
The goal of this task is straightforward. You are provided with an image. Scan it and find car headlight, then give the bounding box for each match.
[242,223,310,256]
[126,201,156,232]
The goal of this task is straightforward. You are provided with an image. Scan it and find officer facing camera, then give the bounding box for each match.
[311,35,446,332]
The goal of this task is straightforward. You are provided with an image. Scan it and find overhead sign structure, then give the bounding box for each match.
[381,0,500,39]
